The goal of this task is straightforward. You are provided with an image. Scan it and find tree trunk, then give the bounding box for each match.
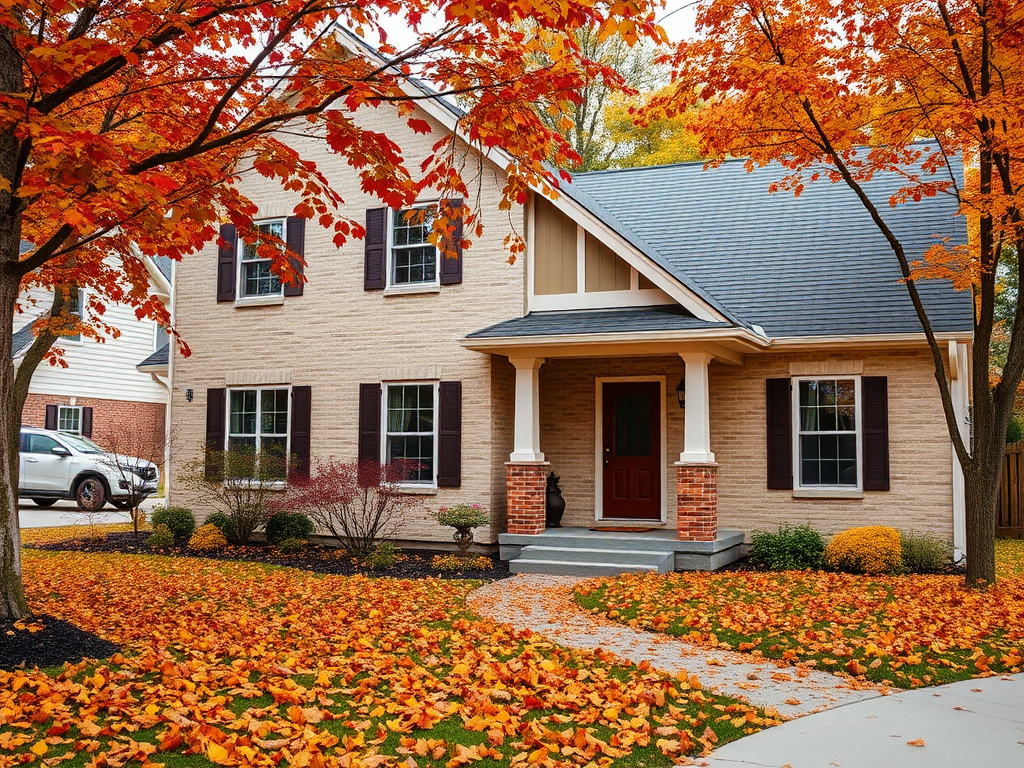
[963,460,999,586]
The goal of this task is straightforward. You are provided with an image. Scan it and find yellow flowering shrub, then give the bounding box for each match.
[431,554,492,572]
[188,523,228,551]
[824,526,902,574]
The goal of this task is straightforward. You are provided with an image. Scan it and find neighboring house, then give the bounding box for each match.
[165,30,973,571]
[14,244,173,470]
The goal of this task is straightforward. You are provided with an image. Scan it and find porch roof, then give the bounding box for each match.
[466,306,731,339]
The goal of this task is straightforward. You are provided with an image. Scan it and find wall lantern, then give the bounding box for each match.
[185,388,194,402]
[675,377,685,409]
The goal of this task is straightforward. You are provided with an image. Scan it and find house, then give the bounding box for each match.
[14,245,173,478]
[164,31,973,572]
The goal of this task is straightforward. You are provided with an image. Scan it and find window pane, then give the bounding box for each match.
[226,437,257,478]
[614,393,652,457]
[836,380,856,405]
[800,406,818,431]
[260,436,288,480]
[839,460,857,485]
[838,434,857,460]
[819,460,839,485]
[801,460,820,486]
[27,435,61,454]
[800,435,819,460]
[820,434,838,460]
[261,389,288,435]
[799,380,817,407]
[837,406,856,431]
[243,261,281,297]
[387,435,434,482]
[230,390,257,435]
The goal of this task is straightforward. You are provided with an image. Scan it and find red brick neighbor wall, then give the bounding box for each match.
[507,462,549,534]
[22,393,166,469]
[677,463,718,542]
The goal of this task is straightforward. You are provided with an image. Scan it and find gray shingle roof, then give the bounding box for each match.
[564,153,973,338]
[151,255,172,280]
[467,306,730,339]
[136,345,169,370]
[11,322,36,357]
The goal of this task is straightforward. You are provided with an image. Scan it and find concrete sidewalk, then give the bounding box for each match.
[17,497,163,529]
[701,673,1024,768]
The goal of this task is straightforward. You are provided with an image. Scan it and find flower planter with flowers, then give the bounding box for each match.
[434,503,489,553]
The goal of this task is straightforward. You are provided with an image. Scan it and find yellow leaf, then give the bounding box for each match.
[31,741,48,756]
[206,742,229,763]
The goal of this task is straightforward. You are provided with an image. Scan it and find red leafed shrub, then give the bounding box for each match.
[272,459,423,556]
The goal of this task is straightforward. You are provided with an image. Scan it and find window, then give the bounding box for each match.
[62,290,85,343]
[383,383,437,484]
[155,324,170,352]
[794,377,861,489]
[24,434,61,454]
[227,388,289,479]
[389,206,437,287]
[57,405,82,434]
[238,220,284,298]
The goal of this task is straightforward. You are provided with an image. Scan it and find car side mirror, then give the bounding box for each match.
[51,446,71,457]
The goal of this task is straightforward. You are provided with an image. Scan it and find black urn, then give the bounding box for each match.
[545,471,566,528]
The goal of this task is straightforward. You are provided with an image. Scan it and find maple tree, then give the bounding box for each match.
[603,89,704,168]
[0,0,664,619]
[653,0,1024,585]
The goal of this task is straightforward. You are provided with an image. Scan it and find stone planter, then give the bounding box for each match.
[452,524,475,552]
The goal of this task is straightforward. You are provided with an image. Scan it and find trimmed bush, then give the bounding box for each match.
[146,524,174,549]
[189,523,228,551]
[431,554,492,572]
[204,512,236,543]
[433,503,488,529]
[277,537,307,555]
[900,530,953,573]
[150,506,195,540]
[363,541,400,570]
[265,511,314,544]
[824,526,902,574]
[749,524,825,570]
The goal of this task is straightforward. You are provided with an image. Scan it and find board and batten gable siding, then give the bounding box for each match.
[14,287,167,404]
[166,100,527,544]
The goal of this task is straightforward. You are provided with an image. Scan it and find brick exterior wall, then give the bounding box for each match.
[506,462,549,534]
[676,463,718,541]
[23,393,166,470]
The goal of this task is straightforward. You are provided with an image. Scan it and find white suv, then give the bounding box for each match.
[19,427,159,510]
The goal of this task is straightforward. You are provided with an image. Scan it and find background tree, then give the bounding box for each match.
[0,0,662,619]
[603,89,704,168]
[655,0,1024,584]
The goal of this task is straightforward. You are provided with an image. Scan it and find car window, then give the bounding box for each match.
[57,434,104,453]
[25,434,62,454]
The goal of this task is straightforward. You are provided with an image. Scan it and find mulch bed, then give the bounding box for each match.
[30,532,512,581]
[1,615,120,671]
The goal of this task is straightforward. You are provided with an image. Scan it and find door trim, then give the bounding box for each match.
[594,376,667,522]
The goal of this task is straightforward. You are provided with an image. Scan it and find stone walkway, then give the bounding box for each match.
[468,574,884,719]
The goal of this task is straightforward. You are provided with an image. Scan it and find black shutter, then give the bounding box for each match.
[862,376,890,491]
[357,383,382,485]
[80,407,93,438]
[217,224,237,303]
[439,198,463,286]
[205,388,226,480]
[437,381,462,487]
[44,404,58,431]
[290,385,312,479]
[284,216,305,297]
[766,378,793,490]
[364,209,387,290]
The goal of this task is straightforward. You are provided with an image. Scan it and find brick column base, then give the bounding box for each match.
[506,462,550,535]
[676,462,719,542]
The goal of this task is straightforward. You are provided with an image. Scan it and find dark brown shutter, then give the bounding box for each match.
[217,224,237,303]
[862,376,890,491]
[44,404,58,431]
[205,388,226,480]
[80,407,93,438]
[357,383,382,484]
[284,216,305,297]
[766,378,793,490]
[364,208,387,290]
[437,381,462,487]
[290,385,312,479]
[439,198,463,286]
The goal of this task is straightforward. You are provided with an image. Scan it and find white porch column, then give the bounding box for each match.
[509,357,545,462]
[950,341,970,561]
[678,352,715,464]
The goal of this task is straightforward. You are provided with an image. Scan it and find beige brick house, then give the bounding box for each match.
[166,32,973,572]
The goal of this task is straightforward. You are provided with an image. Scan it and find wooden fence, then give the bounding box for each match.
[999,443,1024,538]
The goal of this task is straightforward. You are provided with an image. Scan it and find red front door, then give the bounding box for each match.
[602,381,661,520]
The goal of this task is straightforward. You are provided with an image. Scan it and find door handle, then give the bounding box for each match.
[25,457,39,463]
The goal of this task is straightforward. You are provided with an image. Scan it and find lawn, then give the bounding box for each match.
[575,540,1024,689]
[1,540,780,768]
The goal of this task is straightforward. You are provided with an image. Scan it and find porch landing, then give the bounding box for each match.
[499,527,744,576]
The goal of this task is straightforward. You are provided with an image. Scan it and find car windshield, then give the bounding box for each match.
[56,434,105,454]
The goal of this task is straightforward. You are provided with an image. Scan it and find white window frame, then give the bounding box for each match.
[380,381,439,488]
[225,386,291,483]
[60,289,86,345]
[236,219,286,301]
[57,405,82,435]
[386,204,440,291]
[791,375,863,494]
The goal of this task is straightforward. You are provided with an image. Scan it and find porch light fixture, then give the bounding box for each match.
[675,377,685,409]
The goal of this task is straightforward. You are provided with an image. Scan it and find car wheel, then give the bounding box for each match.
[110,499,134,511]
[31,498,58,508]
[75,477,107,511]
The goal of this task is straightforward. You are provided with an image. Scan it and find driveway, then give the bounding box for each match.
[17,496,164,529]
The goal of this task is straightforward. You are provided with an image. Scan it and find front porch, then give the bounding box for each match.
[499,526,744,576]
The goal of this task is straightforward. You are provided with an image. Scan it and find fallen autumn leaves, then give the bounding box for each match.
[2,548,780,767]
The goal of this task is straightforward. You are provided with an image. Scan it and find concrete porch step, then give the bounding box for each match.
[508,558,662,577]
[516,545,674,571]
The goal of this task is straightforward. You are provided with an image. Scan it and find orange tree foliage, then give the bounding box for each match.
[0,0,665,619]
[575,568,1024,689]
[0,550,780,766]
[650,0,1024,586]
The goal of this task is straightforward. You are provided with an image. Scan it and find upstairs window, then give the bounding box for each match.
[61,289,85,344]
[389,206,437,287]
[794,378,861,489]
[239,221,284,298]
